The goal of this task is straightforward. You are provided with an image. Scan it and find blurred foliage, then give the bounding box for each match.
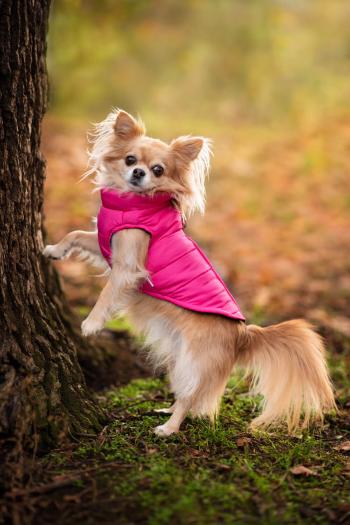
[45,0,350,324]
[48,0,350,132]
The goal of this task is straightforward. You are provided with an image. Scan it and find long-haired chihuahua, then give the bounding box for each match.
[44,110,335,436]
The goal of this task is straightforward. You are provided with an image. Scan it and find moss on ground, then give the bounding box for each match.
[32,341,350,525]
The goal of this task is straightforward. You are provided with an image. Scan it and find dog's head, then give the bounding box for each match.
[86,109,211,217]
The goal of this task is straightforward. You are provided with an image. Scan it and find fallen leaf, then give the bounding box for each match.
[290,465,317,476]
[215,463,231,471]
[236,437,252,447]
[63,494,82,503]
[335,441,350,452]
[188,448,209,458]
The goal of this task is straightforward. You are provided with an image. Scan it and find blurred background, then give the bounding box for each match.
[43,0,350,331]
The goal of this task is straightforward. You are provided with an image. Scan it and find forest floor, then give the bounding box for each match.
[3,115,350,524]
[4,359,350,525]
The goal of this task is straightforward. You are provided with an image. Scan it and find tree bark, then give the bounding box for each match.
[0,0,107,469]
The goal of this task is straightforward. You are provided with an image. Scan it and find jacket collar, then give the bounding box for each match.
[100,188,173,211]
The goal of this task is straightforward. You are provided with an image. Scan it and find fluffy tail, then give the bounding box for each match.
[236,319,336,432]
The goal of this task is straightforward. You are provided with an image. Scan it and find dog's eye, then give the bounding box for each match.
[152,165,164,177]
[125,155,137,166]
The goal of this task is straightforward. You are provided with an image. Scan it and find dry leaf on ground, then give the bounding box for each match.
[290,465,317,476]
[236,437,252,447]
[335,441,350,452]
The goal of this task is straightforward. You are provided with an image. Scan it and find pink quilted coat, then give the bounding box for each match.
[97,189,245,321]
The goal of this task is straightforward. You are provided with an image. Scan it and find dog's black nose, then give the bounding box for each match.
[132,168,146,179]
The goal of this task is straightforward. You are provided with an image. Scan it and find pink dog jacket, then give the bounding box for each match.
[97,189,245,321]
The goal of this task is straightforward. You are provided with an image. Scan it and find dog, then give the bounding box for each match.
[43,109,335,436]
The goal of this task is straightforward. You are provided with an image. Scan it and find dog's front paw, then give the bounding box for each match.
[43,244,66,260]
[81,317,104,336]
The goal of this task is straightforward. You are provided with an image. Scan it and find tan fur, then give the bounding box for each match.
[113,110,145,140]
[85,108,211,218]
[44,109,336,436]
[43,230,108,271]
[127,294,240,421]
[126,295,335,433]
[236,320,336,431]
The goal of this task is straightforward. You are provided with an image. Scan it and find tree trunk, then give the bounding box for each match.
[0,0,107,472]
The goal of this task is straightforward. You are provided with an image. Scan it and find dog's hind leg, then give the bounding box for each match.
[153,337,199,436]
[154,398,191,436]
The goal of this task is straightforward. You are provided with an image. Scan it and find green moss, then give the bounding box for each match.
[76,305,137,334]
[105,316,134,333]
[45,364,350,524]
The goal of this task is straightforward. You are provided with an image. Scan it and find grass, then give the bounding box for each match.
[35,345,350,525]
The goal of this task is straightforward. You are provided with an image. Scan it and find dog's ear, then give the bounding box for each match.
[170,136,204,168]
[114,110,145,140]
[170,135,211,216]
